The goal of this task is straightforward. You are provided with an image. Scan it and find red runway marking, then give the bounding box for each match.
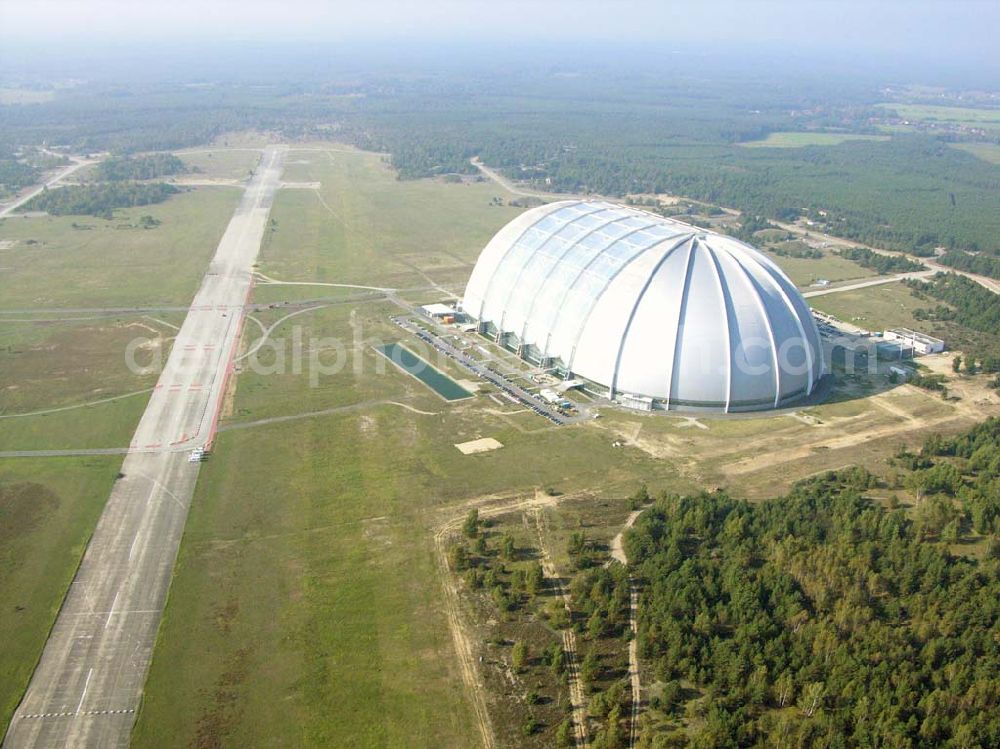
[205,278,253,451]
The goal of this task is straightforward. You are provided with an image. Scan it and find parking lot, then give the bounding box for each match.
[391,315,592,425]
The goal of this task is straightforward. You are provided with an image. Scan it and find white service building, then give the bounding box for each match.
[883,328,945,355]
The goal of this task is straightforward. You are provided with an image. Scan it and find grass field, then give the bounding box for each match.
[879,103,1000,125]
[0,317,174,415]
[807,281,932,331]
[740,131,889,148]
[0,457,122,734]
[0,394,151,452]
[175,148,263,180]
[248,282,382,306]
[0,187,241,310]
[257,146,520,290]
[0,88,54,104]
[952,142,1000,166]
[762,248,873,288]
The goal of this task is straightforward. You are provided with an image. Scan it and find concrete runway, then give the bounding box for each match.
[3,146,287,749]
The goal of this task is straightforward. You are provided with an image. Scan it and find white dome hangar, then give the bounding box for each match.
[462,200,824,413]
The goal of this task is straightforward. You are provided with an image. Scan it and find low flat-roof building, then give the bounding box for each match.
[883,328,945,355]
[421,303,456,318]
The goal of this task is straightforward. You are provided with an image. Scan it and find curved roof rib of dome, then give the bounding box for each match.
[463,200,824,412]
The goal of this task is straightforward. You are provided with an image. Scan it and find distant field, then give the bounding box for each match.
[879,103,1000,125]
[0,88,54,104]
[0,457,121,735]
[740,131,889,148]
[877,103,1000,138]
[258,146,521,289]
[952,142,1000,166]
[175,148,263,180]
[0,187,241,309]
[808,281,932,331]
[762,248,873,287]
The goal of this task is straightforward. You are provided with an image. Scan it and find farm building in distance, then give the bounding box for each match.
[883,328,945,355]
[462,200,825,413]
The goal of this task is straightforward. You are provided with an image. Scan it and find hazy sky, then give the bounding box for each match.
[1,0,996,71]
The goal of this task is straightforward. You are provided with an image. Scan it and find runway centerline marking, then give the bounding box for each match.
[105,592,119,628]
[75,669,93,716]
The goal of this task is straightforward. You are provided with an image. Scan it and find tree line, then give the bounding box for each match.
[7,66,1000,259]
[22,183,181,219]
[95,153,187,181]
[0,159,39,198]
[936,250,1000,281]
[624,455,1000,748]
[840,247,924,274]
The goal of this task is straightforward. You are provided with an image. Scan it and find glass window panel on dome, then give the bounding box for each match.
[583,217,650,250]
[503,210,615,311]
[525,263,588,339]
[573,237,650,292]
[484,207,599,317]
[548,298,605,361]
[567,236,605,262]
[586,220,646,248]
[575,238,643,295]
[485,228,552,297]
[562,270,610,316]
[573,226,630,258]
[586,239,644,278]
[513,228,620,307]
[570,212,609,231]
[588,230,672,278]
[504,237,575,325]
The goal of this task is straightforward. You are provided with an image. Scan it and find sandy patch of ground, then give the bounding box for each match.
[455,437,503,455]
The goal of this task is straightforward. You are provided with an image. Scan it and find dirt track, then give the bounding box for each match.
[432,490,585,749]
[532,506,588,748]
